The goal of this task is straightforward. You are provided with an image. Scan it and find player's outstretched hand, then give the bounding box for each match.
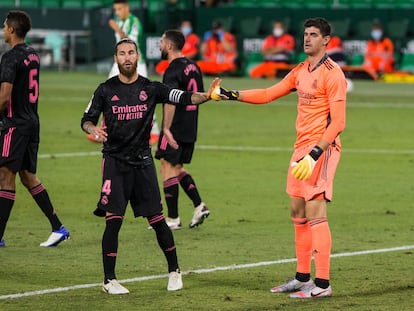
[207,77,222,100]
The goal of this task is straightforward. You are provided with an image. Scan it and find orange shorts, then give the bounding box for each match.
[286,144,341,202]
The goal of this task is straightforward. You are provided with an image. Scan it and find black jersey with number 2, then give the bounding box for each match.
[0,43,40,134]
[163,57,204,143]
[81,75,193,166]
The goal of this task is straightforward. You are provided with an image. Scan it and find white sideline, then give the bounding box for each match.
[1,245,413,300]
[37,145,414,159]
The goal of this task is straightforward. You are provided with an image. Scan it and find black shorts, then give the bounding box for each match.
[95,155,163,217]
[0,127,39,173]
[155,135,195,166]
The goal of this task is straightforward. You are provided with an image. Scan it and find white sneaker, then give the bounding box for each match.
[270,278,314,293]
[102,279,130,294]
[39,226,70,247]
[290,285,332,298]
[167,269,183,291]
[189,203,210,228]
[166,217,182,230]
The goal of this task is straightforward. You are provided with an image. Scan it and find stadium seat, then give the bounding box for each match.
[237,16,262,37]
[354,19,376,39]
[234,0,258,7]
[386,19,410,40]
[40,0,62,8]
[373,0,397,8]
[0,0,15,8]
[304,0,333,8]
[394,0,414,8]
[349,0,374,8]
[62,0,82,8]
[350,53,364,65]
[399,53,414,72]
[243,51,264,76]
[19,0,41,7]
[296,52,307,63]
[279,0,304,8]
[330,19,351,38]
[83,0,105,8]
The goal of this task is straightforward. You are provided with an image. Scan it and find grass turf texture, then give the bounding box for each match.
[0,72,413,310]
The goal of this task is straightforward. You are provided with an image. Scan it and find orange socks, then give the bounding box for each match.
[292,217,312,274]
[309,217,332,281]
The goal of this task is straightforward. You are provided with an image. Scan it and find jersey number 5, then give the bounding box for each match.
[29,68,39,104]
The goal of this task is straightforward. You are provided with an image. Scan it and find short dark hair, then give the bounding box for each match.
[164,29,185,51]
[6,10,31,39]
[114,38,137,54]
[304,17,332,37]
[113,0,128,3]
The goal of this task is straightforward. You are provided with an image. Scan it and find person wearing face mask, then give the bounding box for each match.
[155,20,200,75]
[362,22,394,80]
[249,21,295,79]
[196,21,238,75]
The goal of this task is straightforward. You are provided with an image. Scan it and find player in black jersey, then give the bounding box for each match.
[81,38,218,294]
[155,29,210,230]
[0,10,70,248]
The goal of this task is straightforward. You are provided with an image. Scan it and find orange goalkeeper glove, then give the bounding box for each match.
[291,146,323,180]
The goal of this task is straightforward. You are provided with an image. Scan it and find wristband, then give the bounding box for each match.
[309,146,323,161]
[220,87,239,100]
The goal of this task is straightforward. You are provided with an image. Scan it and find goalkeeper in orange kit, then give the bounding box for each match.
[212,18,346,299]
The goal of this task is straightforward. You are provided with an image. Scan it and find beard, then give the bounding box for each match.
[161,49,169,60]
[118,60,138,77]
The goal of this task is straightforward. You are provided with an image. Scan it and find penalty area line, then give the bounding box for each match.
[1,245,413,300]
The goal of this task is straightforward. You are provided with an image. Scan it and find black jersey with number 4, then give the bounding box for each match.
[0,43,40,134]
[163,57,204,143]
[81,75,192,166]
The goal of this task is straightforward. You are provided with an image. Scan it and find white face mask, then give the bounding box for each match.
[181,26,192,36]
[273,28,284,37]
[371,29,382,40]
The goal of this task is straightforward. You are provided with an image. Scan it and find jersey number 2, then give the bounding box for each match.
[29,68,39,104]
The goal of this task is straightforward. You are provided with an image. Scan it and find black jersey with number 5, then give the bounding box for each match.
[0,43,40,134]
[163,57,204,143]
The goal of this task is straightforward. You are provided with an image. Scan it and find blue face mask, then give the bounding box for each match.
[371,29,382,41]
[181,26,192,36]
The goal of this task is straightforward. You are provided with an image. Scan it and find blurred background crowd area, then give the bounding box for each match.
[1,0,413,75]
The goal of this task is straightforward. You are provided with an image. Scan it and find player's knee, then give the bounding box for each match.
[18,171,40,189]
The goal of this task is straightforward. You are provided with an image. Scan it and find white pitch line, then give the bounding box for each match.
[1,245,413,300]
[37,145,414,160]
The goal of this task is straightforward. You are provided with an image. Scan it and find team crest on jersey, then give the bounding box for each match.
[139,90,148,101]
[312,79,318,89]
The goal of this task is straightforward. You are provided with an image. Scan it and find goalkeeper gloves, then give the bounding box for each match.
[291,146,323,180]
[211,86,239,101]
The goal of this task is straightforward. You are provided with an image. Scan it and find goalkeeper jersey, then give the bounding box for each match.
[81,75,192,166]
[162,57,204,142]
[241,54,346,149]
[114,13,145,64]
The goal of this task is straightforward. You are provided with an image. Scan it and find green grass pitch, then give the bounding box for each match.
[0,72,413,310]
